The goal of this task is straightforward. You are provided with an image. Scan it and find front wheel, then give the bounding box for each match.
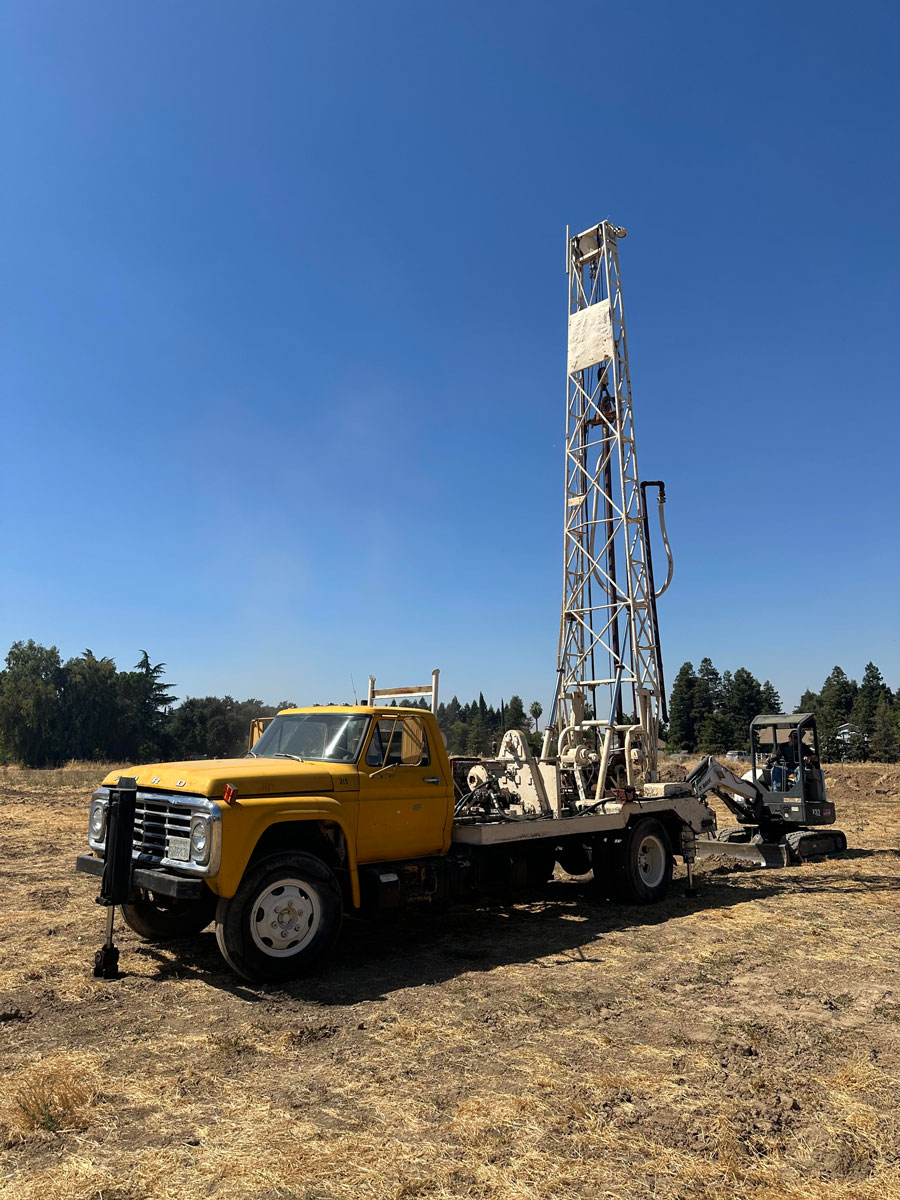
[120,888,218,941]
[215,852,342,982]
[606,818,673,904]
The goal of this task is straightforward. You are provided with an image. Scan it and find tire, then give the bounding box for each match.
[215,852,342,982]
[606,818,673,904]
[120,887,218,942]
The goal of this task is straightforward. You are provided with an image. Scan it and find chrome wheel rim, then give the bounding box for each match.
[250,879,321,958]
[636,834,666,888]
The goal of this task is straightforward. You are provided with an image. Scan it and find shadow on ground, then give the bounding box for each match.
[130,861,898,1005]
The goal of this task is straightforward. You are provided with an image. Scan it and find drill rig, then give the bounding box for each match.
[455,221,677,816]
[546,220,672,797]
[456,219,844,870]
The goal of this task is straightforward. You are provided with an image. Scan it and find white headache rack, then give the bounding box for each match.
[366,669,440,714]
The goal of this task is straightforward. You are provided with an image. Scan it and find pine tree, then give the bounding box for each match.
[466,714,487,756]
[760,681,781,713]
[696,711,734,754]
[870,694,899,763]
[692,658,721,730]
[850,662,891,756]
[725,668,766,749]
[449,720,468,755]
[817,666,858,759]
[505,695,527,731]
[667,662,697,751]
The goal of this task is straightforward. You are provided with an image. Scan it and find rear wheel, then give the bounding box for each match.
[121,888,218,941]
[606,818,673,904]
[215,852,342,982]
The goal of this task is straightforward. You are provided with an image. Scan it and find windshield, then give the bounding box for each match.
[252,713,370,764]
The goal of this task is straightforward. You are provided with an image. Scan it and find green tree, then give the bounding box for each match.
[696,711,734,754]
[448,720,468,755]
[817,666,858,759]
[113,652,177,762]
[0,640,64,766]
[869,694,899,763]
[466,714,488,756]
[724,668,766,749]
[667,662,697,751]
[760,680,781,713]
[59,650,120,760]
[168,696,277,759]
[850,662,891,757]
[504,695,527,731]
[692,658,720,733]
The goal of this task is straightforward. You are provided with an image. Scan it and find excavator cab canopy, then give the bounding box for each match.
[750,713,815,728]
[749,713,821,792]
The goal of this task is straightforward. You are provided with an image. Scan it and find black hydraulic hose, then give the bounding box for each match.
[640,481,669,724]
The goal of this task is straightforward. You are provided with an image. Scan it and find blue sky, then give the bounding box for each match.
[2,0,898,716]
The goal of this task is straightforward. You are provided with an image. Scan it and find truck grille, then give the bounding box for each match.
[133,796,193,860]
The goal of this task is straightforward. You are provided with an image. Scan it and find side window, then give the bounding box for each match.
[365,717,430,768]
[400,716,430,766]
[366,720,390,767]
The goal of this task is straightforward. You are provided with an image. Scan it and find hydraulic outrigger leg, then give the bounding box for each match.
[92,776,137,979]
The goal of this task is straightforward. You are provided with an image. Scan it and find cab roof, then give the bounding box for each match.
[750,713,814,727]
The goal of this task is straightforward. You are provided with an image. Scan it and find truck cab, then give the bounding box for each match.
[78,704,456,982]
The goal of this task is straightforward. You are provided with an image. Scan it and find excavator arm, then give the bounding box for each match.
[685,756,763,825]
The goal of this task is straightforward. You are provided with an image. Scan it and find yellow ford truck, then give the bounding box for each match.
[77,700,713,982]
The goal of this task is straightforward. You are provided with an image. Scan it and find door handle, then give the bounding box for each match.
[423,777,442,785]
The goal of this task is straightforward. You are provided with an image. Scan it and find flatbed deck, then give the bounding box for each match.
[452,794,714,846]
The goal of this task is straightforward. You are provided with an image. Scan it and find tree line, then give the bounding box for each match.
[2,637,896,767]
[0,639,544,767]
[667,660,780,754]
[667,658,899,761]
[0,640,293,768]
[407,693,543,757]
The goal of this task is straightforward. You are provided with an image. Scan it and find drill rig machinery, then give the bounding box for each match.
[541,219,673,805]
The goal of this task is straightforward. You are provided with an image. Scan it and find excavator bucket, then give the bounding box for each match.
[695,835,790,868]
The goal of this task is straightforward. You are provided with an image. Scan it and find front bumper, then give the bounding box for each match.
[75,853,207,899]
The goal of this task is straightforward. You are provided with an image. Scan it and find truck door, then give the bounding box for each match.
[356,714,449,863]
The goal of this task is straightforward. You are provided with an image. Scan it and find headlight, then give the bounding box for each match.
[89,800,107,843]
[190,816,210,864]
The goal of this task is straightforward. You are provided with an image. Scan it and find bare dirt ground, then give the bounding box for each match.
[1,760,899,1200]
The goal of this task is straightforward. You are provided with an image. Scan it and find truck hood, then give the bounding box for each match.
[101,757,339,799]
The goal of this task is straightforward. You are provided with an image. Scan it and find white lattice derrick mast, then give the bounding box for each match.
[551,221,671,795]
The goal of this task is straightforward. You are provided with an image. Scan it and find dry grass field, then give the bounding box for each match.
[1,760,899,1200]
